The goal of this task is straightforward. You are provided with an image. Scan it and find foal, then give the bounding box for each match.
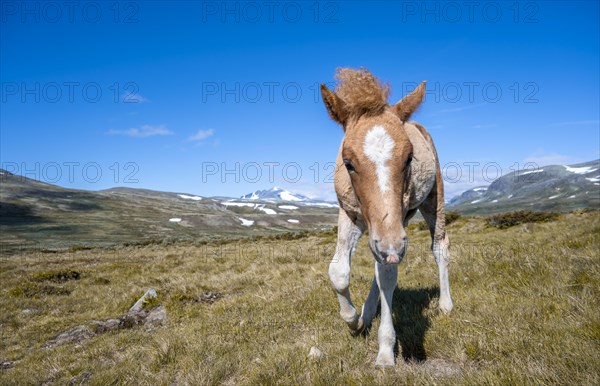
[321,68,453,367]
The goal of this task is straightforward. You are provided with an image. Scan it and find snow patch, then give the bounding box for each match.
[221,201,277,214]
[564,165,598,174]
[169,218,182,223]
[508,194,514,199]
[239,218,254,226]
[520,169,544,175]
[178,194,202,201]
[257,206,277,215]
[279,191,303,201]
[303,202,339,208]
[586,176,600,182]
[568,195,576,199]
[470,199,482,204]
[473,187,488,192]
[221,202,255,208]
[278,205,299,210]
[492,199,498,203]
[548,195,559,200]
[287,219,300,223]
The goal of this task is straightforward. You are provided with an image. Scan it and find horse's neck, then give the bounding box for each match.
[403,123,437,208]
[404,123,435,170]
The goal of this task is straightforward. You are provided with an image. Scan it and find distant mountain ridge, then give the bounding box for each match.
[448,159,600,214]
[241,187,308,201]
[0,170,338,254]
[1,158,598,253]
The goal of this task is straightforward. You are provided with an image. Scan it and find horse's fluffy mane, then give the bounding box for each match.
[335,67,390,116]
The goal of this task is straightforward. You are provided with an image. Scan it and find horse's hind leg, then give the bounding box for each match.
[419,193,454,314]
[359,275,380,333]
[329,209,364,332]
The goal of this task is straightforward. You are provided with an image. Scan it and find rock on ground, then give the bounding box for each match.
[308,346,324,359]
[46,289,167,348]
[46,326,95,348]
[90,319,121,334]
[129,288,158,313]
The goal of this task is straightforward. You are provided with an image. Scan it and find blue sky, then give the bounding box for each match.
[1,0,599,200]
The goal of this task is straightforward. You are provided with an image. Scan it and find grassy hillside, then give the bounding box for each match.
[0,171,338,254]
[1,211,598,384]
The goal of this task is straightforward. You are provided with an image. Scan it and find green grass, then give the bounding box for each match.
[0,212,598,384]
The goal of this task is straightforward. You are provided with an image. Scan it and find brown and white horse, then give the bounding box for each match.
[321,68,453,367]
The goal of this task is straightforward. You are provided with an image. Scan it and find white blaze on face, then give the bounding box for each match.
[363,125,395,193]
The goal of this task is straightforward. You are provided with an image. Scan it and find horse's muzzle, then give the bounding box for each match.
[369,236,407,265]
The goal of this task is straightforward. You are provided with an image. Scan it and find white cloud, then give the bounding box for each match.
[472,123,497,129]
[523,150,579,167]
[106,124,173,138]
[291,184,337,202]
[122,92,149,103]
[550,120,599,127]
[189,129,215,142]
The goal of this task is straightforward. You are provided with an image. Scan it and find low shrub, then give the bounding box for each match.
[32,270,80,283]
[445,211,461,225]
[68,245,94,253]
[485,210,559,229]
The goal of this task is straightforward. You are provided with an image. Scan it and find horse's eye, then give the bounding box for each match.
[406,154,413,167]
[343,159,356,173]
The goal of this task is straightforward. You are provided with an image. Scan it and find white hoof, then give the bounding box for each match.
[375,352,395,367]
[341,309,359,327]
[439,298,453,314]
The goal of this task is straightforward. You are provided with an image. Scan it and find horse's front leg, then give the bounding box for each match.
[374,261,398,367]
[329,209,364,333]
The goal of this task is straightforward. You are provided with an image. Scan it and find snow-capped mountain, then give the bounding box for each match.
[448,186,489,206]
[240,187,309,202]
[447,159,600,214]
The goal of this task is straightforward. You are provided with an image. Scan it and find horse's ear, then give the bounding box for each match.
[321,84,348,128]
[393,81,426,122]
